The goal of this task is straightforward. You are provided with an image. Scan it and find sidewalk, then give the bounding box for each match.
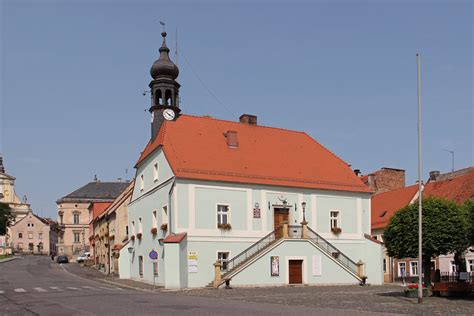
[0,256,20,264]
[64,262,165,292]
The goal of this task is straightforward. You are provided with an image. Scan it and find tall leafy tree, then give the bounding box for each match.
[383,197,470,288]
[464,199,474,245]
[0,202,14,235]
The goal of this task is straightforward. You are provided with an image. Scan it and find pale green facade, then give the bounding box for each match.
[120,148,383,288]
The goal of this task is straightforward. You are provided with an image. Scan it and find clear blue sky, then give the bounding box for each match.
[1,1,472,219]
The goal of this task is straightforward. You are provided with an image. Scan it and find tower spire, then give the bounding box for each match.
[0,155,4,174]
[148,28,181,140]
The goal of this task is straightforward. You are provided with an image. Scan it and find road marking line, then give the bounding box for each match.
[0,290,4,294]
[98,286,122,290]
[81,286,96,289]
[66,287,80,291]
[14,288,26,293]
[33,287,47,292]
[49,287,63,291]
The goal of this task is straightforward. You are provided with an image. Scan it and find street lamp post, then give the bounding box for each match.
[301,202,307,222]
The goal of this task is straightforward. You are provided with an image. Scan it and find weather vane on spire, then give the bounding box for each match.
[159,21,166,32]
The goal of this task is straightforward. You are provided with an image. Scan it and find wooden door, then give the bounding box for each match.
[274,208,289,238]
[289,260,303,284]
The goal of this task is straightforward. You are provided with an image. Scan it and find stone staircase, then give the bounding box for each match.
[209,223,363,288]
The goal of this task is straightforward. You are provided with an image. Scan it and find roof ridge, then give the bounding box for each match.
[179,114,308,135]
[373,184,419,196]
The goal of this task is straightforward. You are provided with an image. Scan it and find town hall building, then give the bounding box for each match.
[119,31,383,289]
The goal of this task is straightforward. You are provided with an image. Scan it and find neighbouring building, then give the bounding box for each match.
[370,167,474,283]
[9,211,59,255]
[92,181,133,275]
[118,32,383,289]
[360,167,405,194]
[56,178,130,258]
[0,155,32,252]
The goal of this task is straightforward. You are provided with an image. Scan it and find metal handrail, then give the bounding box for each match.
[306,226,358,274]
[223,226,280,275]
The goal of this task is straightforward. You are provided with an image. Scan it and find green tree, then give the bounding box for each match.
[0,202,14,235]
[383,197,470,288]
[464,198,474,245]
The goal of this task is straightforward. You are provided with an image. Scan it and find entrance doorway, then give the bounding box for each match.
[289,260,303,284]
[274,208,289,238]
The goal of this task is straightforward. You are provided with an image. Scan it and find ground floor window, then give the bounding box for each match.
[410,261,418,276]
[153,262,158,276]
[468,259,474,272]
[450,260,457,273]
[217,252,230,271]
[74,232,80,243]
[139,256,144,277]
[383,258,386,273]
[398,262,406,278]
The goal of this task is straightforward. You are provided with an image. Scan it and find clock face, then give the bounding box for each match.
[163,109,176,121]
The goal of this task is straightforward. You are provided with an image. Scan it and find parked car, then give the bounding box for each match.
[57,255,69,264]
[76,252,90,263]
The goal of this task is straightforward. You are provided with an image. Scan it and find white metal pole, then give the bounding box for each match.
[417,53,423,304]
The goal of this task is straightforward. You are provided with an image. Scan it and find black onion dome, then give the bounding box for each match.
[150,32,179,80]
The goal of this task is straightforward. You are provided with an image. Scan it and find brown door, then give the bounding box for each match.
[274,208,289,238]
[289,260,303,284]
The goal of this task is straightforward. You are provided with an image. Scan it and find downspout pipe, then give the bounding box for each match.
[168,178,176,235]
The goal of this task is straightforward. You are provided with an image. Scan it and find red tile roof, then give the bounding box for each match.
[371,184,419,230]
[423,167,474,204]
[136,115,370,194]
[91,202,112,221]
[163,233,187,243]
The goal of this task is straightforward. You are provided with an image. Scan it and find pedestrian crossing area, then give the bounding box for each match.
[0,285,123,295]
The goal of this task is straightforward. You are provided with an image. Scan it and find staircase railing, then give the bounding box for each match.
[307,226,358,275]
[223,226,281,276]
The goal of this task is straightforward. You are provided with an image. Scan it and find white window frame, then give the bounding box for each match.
[450,260,457,273]
[330,210,340,229]
[217,251,231,271]
[73,214,80,225]
[138,217,143,234]
[216,204,230,226]
[398,262,407,277]
[152,210,157,229]
[138,255,144,277]
[73,232,80,243]
[468,259,474,272]
[162,204,168,225]
[131,221,136,236]
[153,163,159,182]
[140,174,144,191]
[410,261,418,276]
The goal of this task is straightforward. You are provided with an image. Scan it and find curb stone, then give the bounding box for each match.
[0,257,20,264]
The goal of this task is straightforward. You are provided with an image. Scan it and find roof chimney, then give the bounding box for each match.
[239,114,257,125]
[429,170,440,181]
[354,169,361,176]
[225,131,238,148]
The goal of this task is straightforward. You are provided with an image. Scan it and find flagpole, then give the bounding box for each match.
[417,53,423,304]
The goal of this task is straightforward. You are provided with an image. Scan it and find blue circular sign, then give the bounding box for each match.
[149,250,158,260]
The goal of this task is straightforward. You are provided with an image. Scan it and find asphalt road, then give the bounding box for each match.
[0,256,387,316]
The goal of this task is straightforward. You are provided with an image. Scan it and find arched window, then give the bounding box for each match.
[155,89,163,106]
[165,90,172,105]
[138,217,143,234]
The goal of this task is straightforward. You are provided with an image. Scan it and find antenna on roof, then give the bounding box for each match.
[442,149,455,172]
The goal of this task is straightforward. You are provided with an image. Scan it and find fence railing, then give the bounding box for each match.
[439,271,474,283]
[223,227,280,276]
[307,226,358,275]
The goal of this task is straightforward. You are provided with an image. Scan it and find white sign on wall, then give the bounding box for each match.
[188,251,198,273]
[312,255,322,276]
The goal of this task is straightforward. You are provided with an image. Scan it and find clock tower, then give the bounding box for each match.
[148,31,181,140]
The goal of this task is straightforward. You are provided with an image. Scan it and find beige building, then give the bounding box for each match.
[92,181,133,275]
[57,179,130,258]
[10,211,58,255]
[0,155,32,252]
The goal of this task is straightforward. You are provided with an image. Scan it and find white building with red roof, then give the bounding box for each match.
[118,32,383,289]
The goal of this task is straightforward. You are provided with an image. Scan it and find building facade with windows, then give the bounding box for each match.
[118,32,383,289]
[0,155,32,252]
[56,179,130,258]
[371,167,474,282]
[9,211,58,255]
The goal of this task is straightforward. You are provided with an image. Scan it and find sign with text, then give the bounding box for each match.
[253,207,261,219]
[188,251,198,273]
